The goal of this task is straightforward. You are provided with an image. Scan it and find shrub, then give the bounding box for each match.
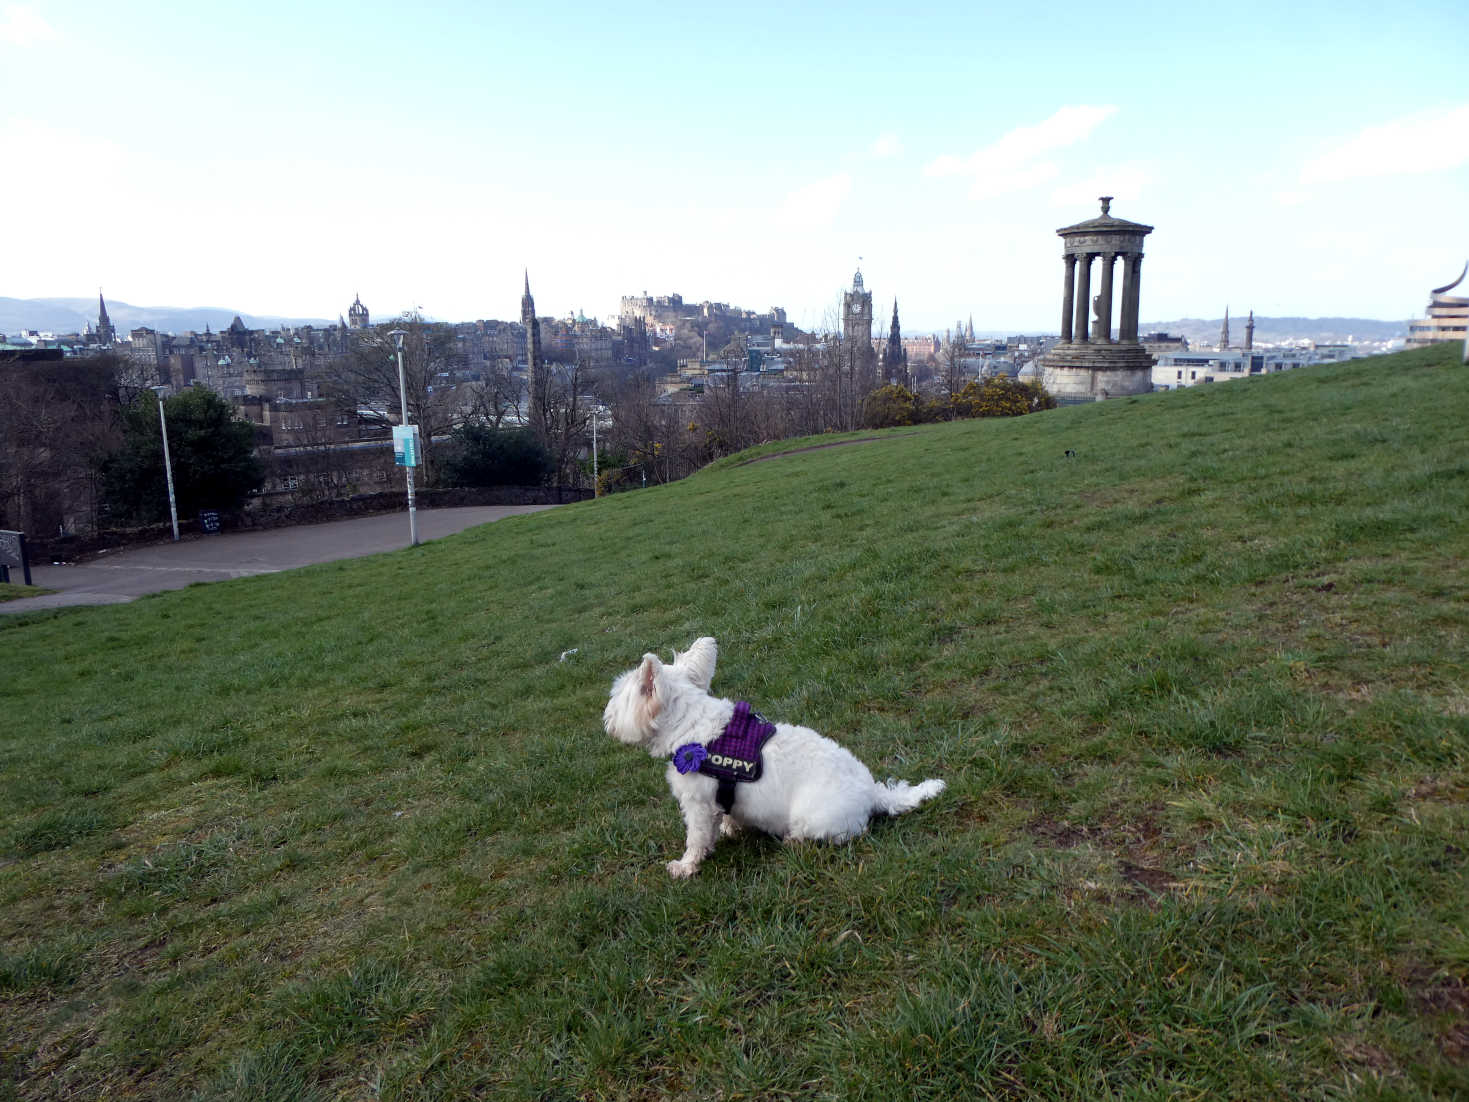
[101,387,263,524]
[862,385,919,428]
[438,426,554,487]
[951,377,1056,419]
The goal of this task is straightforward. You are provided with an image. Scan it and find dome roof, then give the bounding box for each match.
[1057,197,1152,237]
[1431,261,1467,296]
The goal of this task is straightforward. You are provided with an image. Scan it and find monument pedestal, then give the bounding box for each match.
[1039,341,1155,403]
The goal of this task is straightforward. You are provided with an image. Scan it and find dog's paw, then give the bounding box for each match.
[719,817,742,838]
[666,859,699,879]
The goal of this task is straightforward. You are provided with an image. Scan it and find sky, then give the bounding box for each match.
[3,0,1467,335]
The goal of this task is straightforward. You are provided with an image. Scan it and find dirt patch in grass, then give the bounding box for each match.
[1332,1035,1398,1073]
[1412,974,1469,1016]
[1074,483,1161,510]
[1118,859,1173,896]
[1027,816,1090,848]
[1442,1022,1469,1064]
[1026,807,1163,849]
[1407,777,1469,803]
[735,433,917,465]
[1400,963,1469,1064]
[1026,808,1180,903]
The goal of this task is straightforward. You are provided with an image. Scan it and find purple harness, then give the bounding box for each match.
[671,701,777,812]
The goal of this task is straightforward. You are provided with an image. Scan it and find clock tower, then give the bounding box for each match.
[842,267,873,348]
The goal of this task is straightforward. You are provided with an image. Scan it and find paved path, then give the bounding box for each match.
[0,505,557,614]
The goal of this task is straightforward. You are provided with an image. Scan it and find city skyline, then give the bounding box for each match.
[3,0,1466,333]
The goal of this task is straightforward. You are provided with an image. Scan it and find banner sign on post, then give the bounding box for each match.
[392,425,421,467]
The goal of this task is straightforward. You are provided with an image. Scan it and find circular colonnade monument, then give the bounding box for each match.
[1039,197,1156,403]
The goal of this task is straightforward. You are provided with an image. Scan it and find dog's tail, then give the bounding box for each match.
[872,777,946,817]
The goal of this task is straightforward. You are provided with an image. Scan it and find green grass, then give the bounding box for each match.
[2,344,1466,1099]
[0,582,53,602]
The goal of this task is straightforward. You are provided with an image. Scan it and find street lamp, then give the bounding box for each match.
[387,329,419,546]
[150,386,180,542]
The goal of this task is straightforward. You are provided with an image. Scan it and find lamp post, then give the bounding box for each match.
[151,386,180,541]
[387,329,419,547]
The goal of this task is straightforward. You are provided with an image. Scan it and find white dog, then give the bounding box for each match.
[602,637,946,878]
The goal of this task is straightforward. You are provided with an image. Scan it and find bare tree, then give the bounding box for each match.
[265,400,382,504]
[938,332,969,414]
[0,355,122,535]
[541,361,595,488]
[701,354,756,456]
[319,313,464,482]
[793,312,874,434]
[605,372,690,487]
[460,356,523,430]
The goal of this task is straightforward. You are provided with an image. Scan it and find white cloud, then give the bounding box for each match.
[924,105,1118,199]
[965,160,1061,201]
[869,132,902,158]
[1272,189,1310,207]
[1049,162,1151,208]
[1300,103,1469,184]
[777,172,852,228]
[0,4,57,47]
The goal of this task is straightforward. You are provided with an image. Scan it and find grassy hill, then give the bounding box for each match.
[2,343,1465,1100]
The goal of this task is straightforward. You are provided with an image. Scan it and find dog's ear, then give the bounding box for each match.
[676,637,717,691]
[638,653,661,699]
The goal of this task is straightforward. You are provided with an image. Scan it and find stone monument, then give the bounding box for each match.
[1039,198,1155,402]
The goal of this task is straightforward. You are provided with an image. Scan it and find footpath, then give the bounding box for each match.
[0,505,555,614]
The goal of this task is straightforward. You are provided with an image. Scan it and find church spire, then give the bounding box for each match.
[521,270,544,439]
[96,288,115,345]
[1220,306,1231,350]
[883,298,907,386]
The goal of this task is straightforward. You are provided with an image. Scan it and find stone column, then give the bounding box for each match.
[1120,252,1144,341]
[1117,253,1133,341]
[1097,252,1116,343]
[1073,253,1092,343]
[1060,255,1076,342]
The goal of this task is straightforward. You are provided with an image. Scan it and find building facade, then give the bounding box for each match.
[842,268,873,349]
[1406,263,1469,348]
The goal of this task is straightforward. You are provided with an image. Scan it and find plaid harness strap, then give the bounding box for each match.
[671,701,778,813]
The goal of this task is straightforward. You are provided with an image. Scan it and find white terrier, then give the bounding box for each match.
[602,637,946,878]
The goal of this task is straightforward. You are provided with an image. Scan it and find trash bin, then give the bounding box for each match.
[0,530,32,585]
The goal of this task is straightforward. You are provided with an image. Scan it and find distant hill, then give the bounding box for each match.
[3,296,1411,348]
[0,296,336,338]
[1139,315,1406,346]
